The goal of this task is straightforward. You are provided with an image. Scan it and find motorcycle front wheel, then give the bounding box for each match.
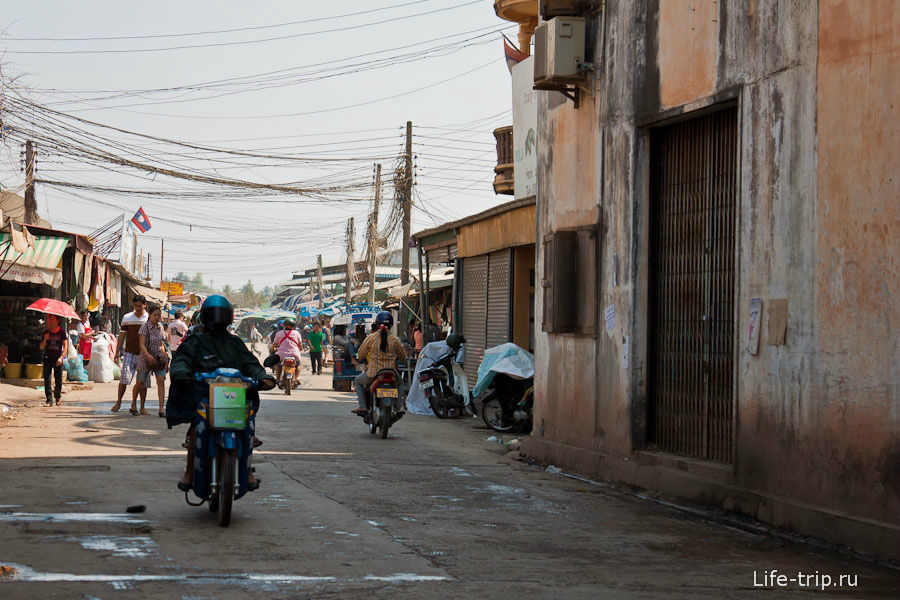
[481,394,517,432]
[216,447,236,527]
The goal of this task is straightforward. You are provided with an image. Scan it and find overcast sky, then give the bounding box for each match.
[0,1,514,289]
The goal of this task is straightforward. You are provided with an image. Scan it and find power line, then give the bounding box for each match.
[1,0,482,54]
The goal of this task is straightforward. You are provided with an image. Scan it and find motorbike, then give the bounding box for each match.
[419,352,471,419]
[279,357,300,395]
[357,368,404,438]
[179,368,260,527]
[480,373,534,434]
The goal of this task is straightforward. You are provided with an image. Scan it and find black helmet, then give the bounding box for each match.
[446,333,466,351]
[375,311,393,329]
[283,319,295,329]
[200,294,233,335]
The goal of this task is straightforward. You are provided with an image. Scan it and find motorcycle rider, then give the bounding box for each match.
[352,311,407,416]
[271,319,303,385]
[166,295,276,489]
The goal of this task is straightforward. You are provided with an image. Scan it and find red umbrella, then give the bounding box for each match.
[26,298,81,321]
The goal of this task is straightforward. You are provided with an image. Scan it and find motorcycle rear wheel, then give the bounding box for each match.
[481,394,517,432]
[216,447,236,527]
[428,388,449,419]
[379,404,392,439]
[284,377,291,395]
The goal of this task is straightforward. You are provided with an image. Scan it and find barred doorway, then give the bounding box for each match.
[647,107,738,463]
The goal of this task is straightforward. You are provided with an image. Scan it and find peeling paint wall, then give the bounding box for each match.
[530,0,900,552]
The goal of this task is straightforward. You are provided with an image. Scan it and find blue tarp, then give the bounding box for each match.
[472,343,535,397]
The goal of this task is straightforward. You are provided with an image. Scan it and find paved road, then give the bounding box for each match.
[0,372,898,599]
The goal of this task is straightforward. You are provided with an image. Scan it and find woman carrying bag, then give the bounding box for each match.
[134,303,170,417]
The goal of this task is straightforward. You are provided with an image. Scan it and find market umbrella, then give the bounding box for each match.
[26,298,80,321]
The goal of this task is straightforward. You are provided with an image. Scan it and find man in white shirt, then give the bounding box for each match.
[112,295,149,414]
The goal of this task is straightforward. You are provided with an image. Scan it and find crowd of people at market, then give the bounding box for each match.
[38,292,439,414]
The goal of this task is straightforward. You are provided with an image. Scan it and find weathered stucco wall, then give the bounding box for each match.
[529,0,899,555]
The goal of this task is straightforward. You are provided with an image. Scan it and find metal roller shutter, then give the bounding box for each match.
[485,250,511,349]
[460,255,488,386]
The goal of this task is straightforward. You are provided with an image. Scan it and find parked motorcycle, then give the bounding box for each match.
[357,368,404,438]
[419,351,471,419]
[481,373,534,434]
[279,357,299,395]
[179,368,260,527]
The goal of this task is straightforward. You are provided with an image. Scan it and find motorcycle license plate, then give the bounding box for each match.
[421,379,434,389]
[376,388,398,398]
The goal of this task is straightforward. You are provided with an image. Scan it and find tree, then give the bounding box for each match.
[222,284,234,297]
[192,273,204,286]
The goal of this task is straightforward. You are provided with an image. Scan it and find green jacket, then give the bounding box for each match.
[170,331,269,383]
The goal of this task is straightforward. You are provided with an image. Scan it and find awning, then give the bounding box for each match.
[129,283,167,304]
[0,233,68,269]
[0,264,62,287]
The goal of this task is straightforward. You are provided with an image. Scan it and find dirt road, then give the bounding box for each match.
[0,373,898,599]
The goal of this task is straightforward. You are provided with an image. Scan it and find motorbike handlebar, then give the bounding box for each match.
[194,371,258,390]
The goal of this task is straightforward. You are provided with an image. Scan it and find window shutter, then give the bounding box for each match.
[542,231,577,333]
[576,226,598,336]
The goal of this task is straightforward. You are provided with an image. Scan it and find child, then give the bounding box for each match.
[39,315,68,406]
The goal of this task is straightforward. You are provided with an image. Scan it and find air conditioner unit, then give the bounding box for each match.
[541,0,580,19]
[534,17,586,87]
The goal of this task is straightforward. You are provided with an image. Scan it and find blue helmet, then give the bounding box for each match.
[200,294,233,335]
[375,311,393,329]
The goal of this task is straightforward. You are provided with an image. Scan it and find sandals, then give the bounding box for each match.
[110,402,122,413]
[139,410,150,416]
[158,412,165,418]
[129,408,140,416]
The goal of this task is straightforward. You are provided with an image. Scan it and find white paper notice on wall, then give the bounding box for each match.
[622,335,629,369]
[605,304,616,332]
[747,298,762,355]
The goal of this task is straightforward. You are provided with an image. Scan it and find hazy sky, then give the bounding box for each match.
[0,1,514,288]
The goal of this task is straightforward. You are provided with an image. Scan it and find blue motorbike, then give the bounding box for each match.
[179,368,260,527]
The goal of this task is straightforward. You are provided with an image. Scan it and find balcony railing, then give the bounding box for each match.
[493,125,514,195]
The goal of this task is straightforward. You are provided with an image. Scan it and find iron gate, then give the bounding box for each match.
[647,107,738,463]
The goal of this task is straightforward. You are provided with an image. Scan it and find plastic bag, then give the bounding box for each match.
[87,336,115,383]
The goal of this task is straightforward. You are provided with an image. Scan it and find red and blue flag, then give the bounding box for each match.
[131,207,151,233]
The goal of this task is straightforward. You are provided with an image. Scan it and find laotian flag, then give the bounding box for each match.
[503,34,529,74]
[131,207,151,233]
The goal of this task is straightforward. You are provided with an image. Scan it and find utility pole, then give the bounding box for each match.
[345,217,355,304]
[400,121,413,336]
[316,254,324,308]
[367,163,382,305]
[160,239,165,288]
[24,141,37,225]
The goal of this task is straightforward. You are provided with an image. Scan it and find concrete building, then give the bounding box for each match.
[516,0,899,559]
[414,198,536,384]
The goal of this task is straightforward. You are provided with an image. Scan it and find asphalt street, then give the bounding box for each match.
[0,368,898,599]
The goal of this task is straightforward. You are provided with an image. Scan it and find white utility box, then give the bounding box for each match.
[534,17,586,87]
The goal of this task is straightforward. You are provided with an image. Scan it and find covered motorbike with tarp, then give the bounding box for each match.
[474,343,535,434]
[405,341,470,416]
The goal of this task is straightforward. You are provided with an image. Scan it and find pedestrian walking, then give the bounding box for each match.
[167,310,188,354]
[308,322,324,375]
[322,320,332,367]
[112,295,148,414]
[135,303,169,417]
[39,314,68,406]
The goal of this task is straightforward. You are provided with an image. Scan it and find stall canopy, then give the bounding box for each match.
[128,283,167,305]
[0,233,68,287]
